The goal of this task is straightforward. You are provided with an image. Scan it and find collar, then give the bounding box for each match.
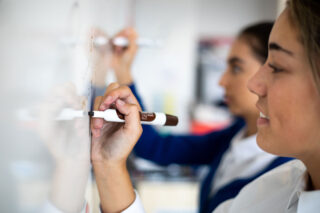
[287,164,308,210]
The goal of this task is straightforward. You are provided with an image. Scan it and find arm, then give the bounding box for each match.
[91,83,144,213]
[111,29,245,166]
[134,118,245,166]
[93,163,135,213]
[131,82,245,165]
[129,74,245,166]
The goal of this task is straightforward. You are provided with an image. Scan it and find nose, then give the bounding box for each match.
[219,71,228,88]
[247,64,267,97]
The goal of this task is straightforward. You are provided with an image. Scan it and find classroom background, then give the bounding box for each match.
[0,0,286,212]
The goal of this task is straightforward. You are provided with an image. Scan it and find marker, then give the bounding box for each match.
[93,36,162,48]
[17,108,178,126]
[89,109,178,126]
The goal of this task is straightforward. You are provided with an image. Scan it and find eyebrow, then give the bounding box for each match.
[269,42,294,56]
[228,57,244,64]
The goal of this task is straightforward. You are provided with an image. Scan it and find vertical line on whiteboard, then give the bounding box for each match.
[127,0,137,27]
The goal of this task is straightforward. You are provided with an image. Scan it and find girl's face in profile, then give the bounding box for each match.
[248,9,320,159]
[219,38,261,119]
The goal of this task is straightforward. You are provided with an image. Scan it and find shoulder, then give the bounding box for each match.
[214,160,306,213]
[239,160,306,196]
[259,160,305,179]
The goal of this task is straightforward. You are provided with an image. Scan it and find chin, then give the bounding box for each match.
[229,107,241,116]
[256,133,275,154]
[257,134,289,156]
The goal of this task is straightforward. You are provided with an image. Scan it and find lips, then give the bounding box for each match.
[256,103,270,126]
[259,112,269,119]
[224,95,231,104]
[256,103,269,118]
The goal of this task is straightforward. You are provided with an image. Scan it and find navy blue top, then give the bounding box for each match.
[129,83,293,213]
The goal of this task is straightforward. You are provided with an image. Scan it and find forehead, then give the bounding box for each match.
[228,38,251,57]
[269,9,302,56]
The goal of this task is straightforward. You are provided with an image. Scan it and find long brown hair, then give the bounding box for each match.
[287,0,320,91]
[238,22,274,64]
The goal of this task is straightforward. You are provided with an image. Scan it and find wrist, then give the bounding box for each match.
[93,160,127,176]
[93,160,135,213]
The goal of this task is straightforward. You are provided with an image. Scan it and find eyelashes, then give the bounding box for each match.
[268,63,284,73]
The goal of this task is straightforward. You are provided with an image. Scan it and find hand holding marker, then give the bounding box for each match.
[56,108,178,126]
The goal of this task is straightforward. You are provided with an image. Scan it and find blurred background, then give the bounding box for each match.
[0,0,286,212]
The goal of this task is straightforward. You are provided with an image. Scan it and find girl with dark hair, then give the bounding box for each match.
[92,21,293,213]
[92,0,320,212]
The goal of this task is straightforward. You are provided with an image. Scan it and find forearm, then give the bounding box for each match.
[114,66,133,85]
[92,68,108,87]
[93,162,135,213]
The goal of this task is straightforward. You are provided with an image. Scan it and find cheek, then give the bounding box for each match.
[295,92,320,152]
[228,71,258,115]
[236,82,258,112]
[262,80,320,156]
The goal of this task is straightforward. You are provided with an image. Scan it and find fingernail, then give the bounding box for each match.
[117,99,125,106]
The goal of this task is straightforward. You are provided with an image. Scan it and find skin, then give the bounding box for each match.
[111,28,138,85]
[247,9,320,190]
[219,38,261,137]
[91,29,111,87]
[91,83,142,212]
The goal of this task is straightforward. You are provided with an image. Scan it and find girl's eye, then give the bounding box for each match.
[231,65,242,74]
[268,63,284,73]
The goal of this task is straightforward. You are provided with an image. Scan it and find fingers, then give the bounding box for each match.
[99,82,121,110]
[125,27,138,43]
[112,27,138,55]
[115,99,142,138]
[91,96,103,138]
[99,83,141,111]
[92,83,142,139]
[114,27,137,42]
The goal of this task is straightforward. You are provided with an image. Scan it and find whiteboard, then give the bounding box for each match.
[0,0,131,212]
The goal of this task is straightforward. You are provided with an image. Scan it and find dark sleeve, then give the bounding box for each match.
[129,83,147,111]
[129,83,245,166]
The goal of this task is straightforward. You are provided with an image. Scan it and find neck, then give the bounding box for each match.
[301,151,320,190]
[243,114,258,137]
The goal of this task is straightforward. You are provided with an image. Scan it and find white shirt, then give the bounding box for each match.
[41,191,144,213]
[211,128,276,196]
[214,160,320,213]
[122,191,146,213]
[124,160,320,213]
